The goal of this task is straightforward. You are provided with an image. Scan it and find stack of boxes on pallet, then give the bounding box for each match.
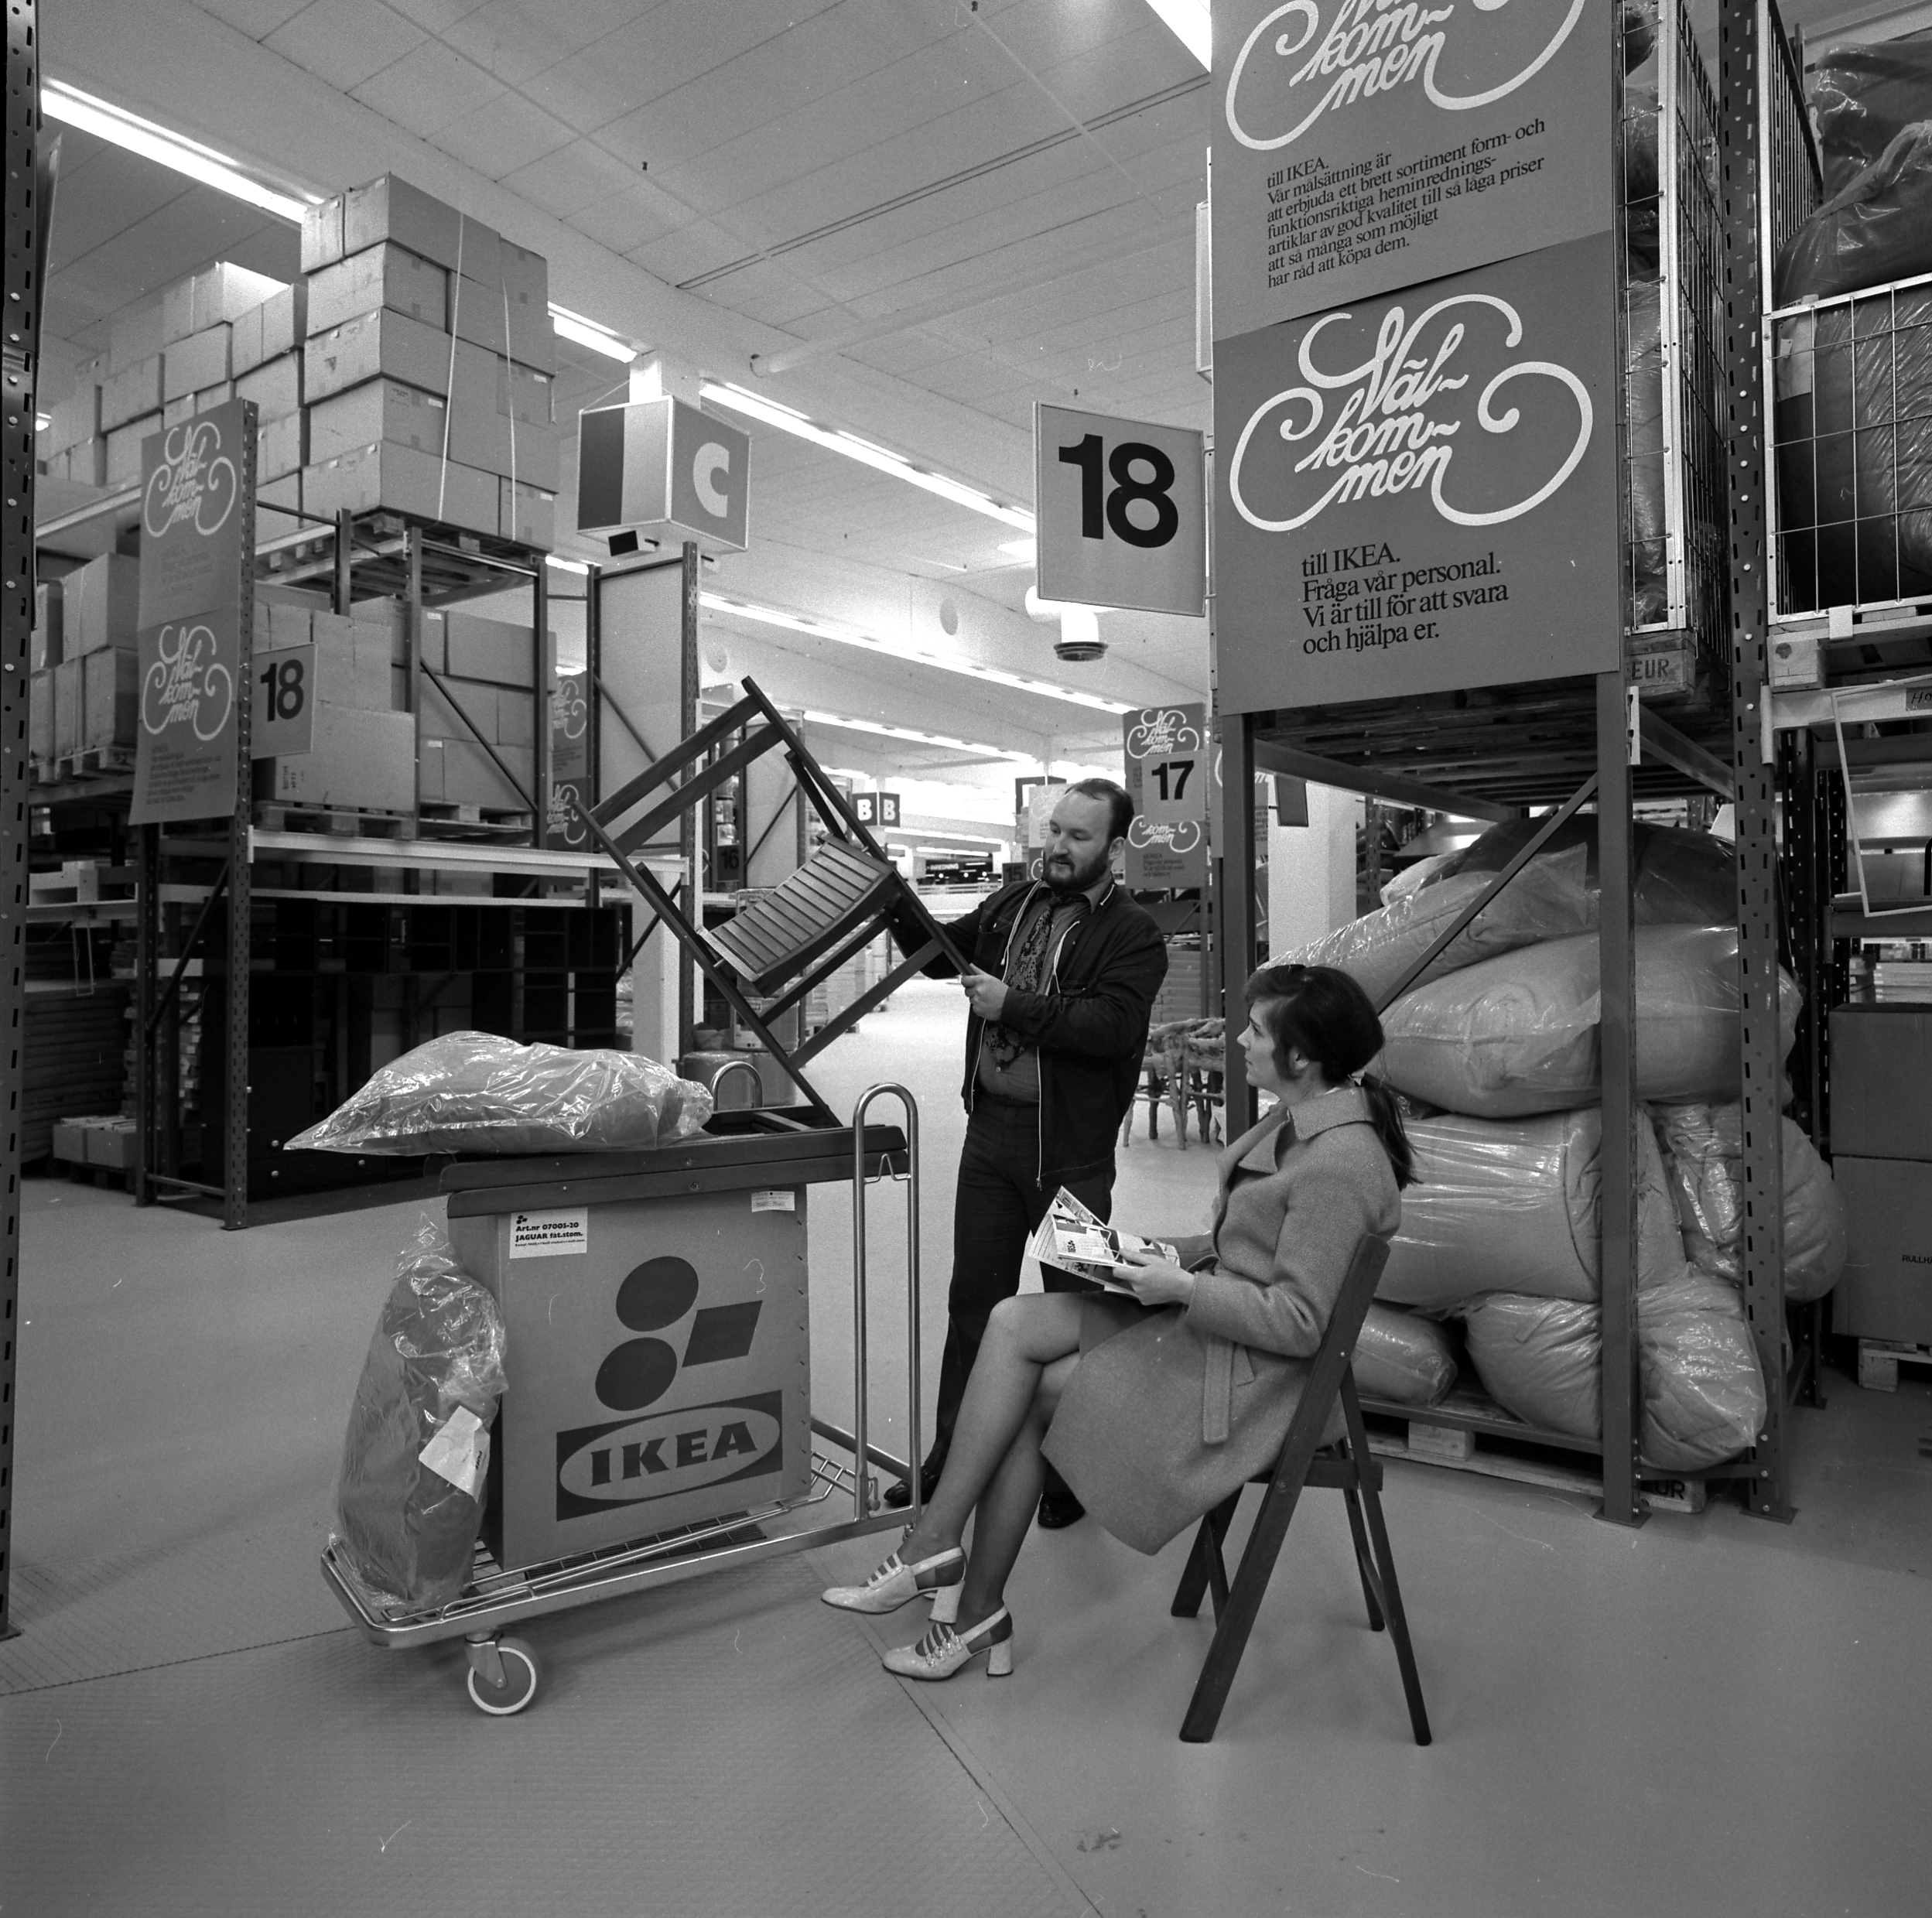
[418,607,542,810]
[301,176,558,547]
[29,555,139,777]
[1827,1004,1932,1374]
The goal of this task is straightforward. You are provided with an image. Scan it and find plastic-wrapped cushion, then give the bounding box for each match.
[1810,36,1932,198]
[333,1218,508,1610]
[1376,926,1800,1119]
[1627,276,1667,624]
[1460,1294,1602,1439]
[1637,1272,1768,1470]
[1652,1103,1848,1302]
[1623,0,1658,75]
[1378,1106,1688,1310]
[1380,854,1452,904]
[287,1031,714,1156]
[1776,121,1932,303]
[1353,1304,1458,1407]
[1426,818,1735,925]
[1624,85,1661,277]
[1286,846,1593,1008]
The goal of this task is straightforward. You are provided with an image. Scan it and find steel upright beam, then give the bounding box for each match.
[678,542,700,1059]
[1216,709,1259,1137]
[408,528,424,824]
[134,825,160,1205]
[223,409,260,1231]
[1,0,43,1640]
[1596,673,1646,1527]
[1720,0,1791,1519]
[532,556,550,850]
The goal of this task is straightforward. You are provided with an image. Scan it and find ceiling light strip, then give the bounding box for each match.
[549,303,637,361]
[699,381,1034,533]
[699,591,1132,715]
[42,79,314,221]
[801,709,1034,762]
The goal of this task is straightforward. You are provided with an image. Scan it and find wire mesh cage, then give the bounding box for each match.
[1623,0,1729,682]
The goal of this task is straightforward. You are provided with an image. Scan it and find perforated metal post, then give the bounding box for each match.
[1216,709,1258,1136]
[679,542,699,1058]
[1720,0,1791,1518]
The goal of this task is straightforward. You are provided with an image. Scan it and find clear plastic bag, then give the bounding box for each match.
[1776,121,1932,303]
[1425,818,1736,925]
[1287,847,1593,1009]
[1378,1104,1689,1311]
[288,1031,714,1157]
[1810,36,1932,199]
[1626,278,1668,624]
[1460,1294,1602,1440]
[333,1217,508,1610]
[1651,1103,1848,1303]
[1376,925,1800,1120]
[1637,1272,1767,1472]
[1354,1304,1458,1407]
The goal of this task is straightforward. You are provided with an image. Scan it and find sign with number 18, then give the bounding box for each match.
[251,643,316,759]
[1034,403,1206,617]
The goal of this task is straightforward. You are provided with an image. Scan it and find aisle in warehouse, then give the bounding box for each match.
[1,980,1927,1916]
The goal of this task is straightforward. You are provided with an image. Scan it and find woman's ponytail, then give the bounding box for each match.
[1360,1075,1414,1190]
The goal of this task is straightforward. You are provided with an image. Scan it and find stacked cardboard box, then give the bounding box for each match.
[30,554,140,772]
[301,176,556,548]
[416,606,542,809]
[39,262,302,506]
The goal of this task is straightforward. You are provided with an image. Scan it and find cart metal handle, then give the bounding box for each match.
[851,1083,921,1526]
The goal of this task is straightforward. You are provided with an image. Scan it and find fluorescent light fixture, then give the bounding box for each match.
[1144,0,1212,67]
[802,709,1033,761]
[41,79,313,221]
[545,554,591,574]
[549,303,637,363]
[699,590,1134,715]
[700,381,1035,533]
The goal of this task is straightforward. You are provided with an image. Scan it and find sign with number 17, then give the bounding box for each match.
[1035,403,1205,617]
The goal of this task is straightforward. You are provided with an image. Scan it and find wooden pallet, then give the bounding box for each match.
[418,802,535,839]
[35,744,136,785]
[255,802,415,839]
[1856,1340,1932,1393]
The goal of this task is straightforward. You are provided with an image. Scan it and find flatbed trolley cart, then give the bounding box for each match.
[321,1089,925,1714]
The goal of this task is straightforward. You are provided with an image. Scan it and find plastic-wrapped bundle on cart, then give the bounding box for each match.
[1353,1304,1458,1407]
[1626,277,1668,625]
[287,1031,714,1156]
[1376,926,1800,1120]
[1624,84,1661,277]
[333,1218,508,1609]
[1460,1294,1602,1440]
[1776,121,1932,303]
[1637,1271,1768,1470]
[1378,1106,1690,1310]
[1285,847,1593,1008]
[1810,36,1932,198]
[1651,1103,1848,1303]
[1424,816,1735,925]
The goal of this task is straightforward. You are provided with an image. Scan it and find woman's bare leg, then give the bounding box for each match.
[900,1292,1086,1564]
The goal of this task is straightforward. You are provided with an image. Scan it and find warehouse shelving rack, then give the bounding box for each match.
[1209,0,1803,1527]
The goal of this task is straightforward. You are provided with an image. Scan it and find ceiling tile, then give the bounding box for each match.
[194,0,312,36]
[384,0,488,29]
[499,138,641,219]
[433,91,574,180]
[350,38,505,138]
[265,0,427,94]
[566,192,677,258]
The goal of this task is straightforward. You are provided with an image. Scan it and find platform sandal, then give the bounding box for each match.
[821,1544,965,1615]
[881,1606,1013,1681]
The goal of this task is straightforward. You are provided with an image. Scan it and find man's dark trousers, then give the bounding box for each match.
[929,1093,1115,1468]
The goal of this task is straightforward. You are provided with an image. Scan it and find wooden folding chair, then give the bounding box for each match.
[1170,1235,1431,1746]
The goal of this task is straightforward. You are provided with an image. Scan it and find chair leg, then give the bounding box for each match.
[1169,1493,1239,1619]
[1340,1482,1387,1633]
[1340,1373,1431,1747]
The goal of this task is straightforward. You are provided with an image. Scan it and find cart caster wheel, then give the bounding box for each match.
[465,1636,539,1716]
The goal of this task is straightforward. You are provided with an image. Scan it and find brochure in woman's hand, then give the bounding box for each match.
[1027,1187,1176,1294]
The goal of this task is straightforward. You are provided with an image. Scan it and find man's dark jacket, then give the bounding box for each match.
[909,877,1167,1184]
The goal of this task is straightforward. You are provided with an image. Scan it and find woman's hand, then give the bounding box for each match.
[1116,1246,1195,1308]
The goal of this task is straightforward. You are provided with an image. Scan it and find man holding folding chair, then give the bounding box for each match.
[886,778,1166,1530]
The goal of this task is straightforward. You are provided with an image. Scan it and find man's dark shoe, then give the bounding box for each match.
[883,1451,946,1510]
[1035,1486,1086,1530]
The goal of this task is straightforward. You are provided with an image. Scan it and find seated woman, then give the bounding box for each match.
[823,962,1413,1680]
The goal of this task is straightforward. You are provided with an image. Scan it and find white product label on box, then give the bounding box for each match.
[418,1405,488,1499]
[509,1208,588,1257]
[751,1190,796,1213]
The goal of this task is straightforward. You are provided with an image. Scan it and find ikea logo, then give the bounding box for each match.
[555,1392,783,1520]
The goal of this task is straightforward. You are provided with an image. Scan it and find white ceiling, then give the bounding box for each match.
[43,0,1217,781]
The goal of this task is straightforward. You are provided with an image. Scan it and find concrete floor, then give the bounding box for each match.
[2,980,1928,1916]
